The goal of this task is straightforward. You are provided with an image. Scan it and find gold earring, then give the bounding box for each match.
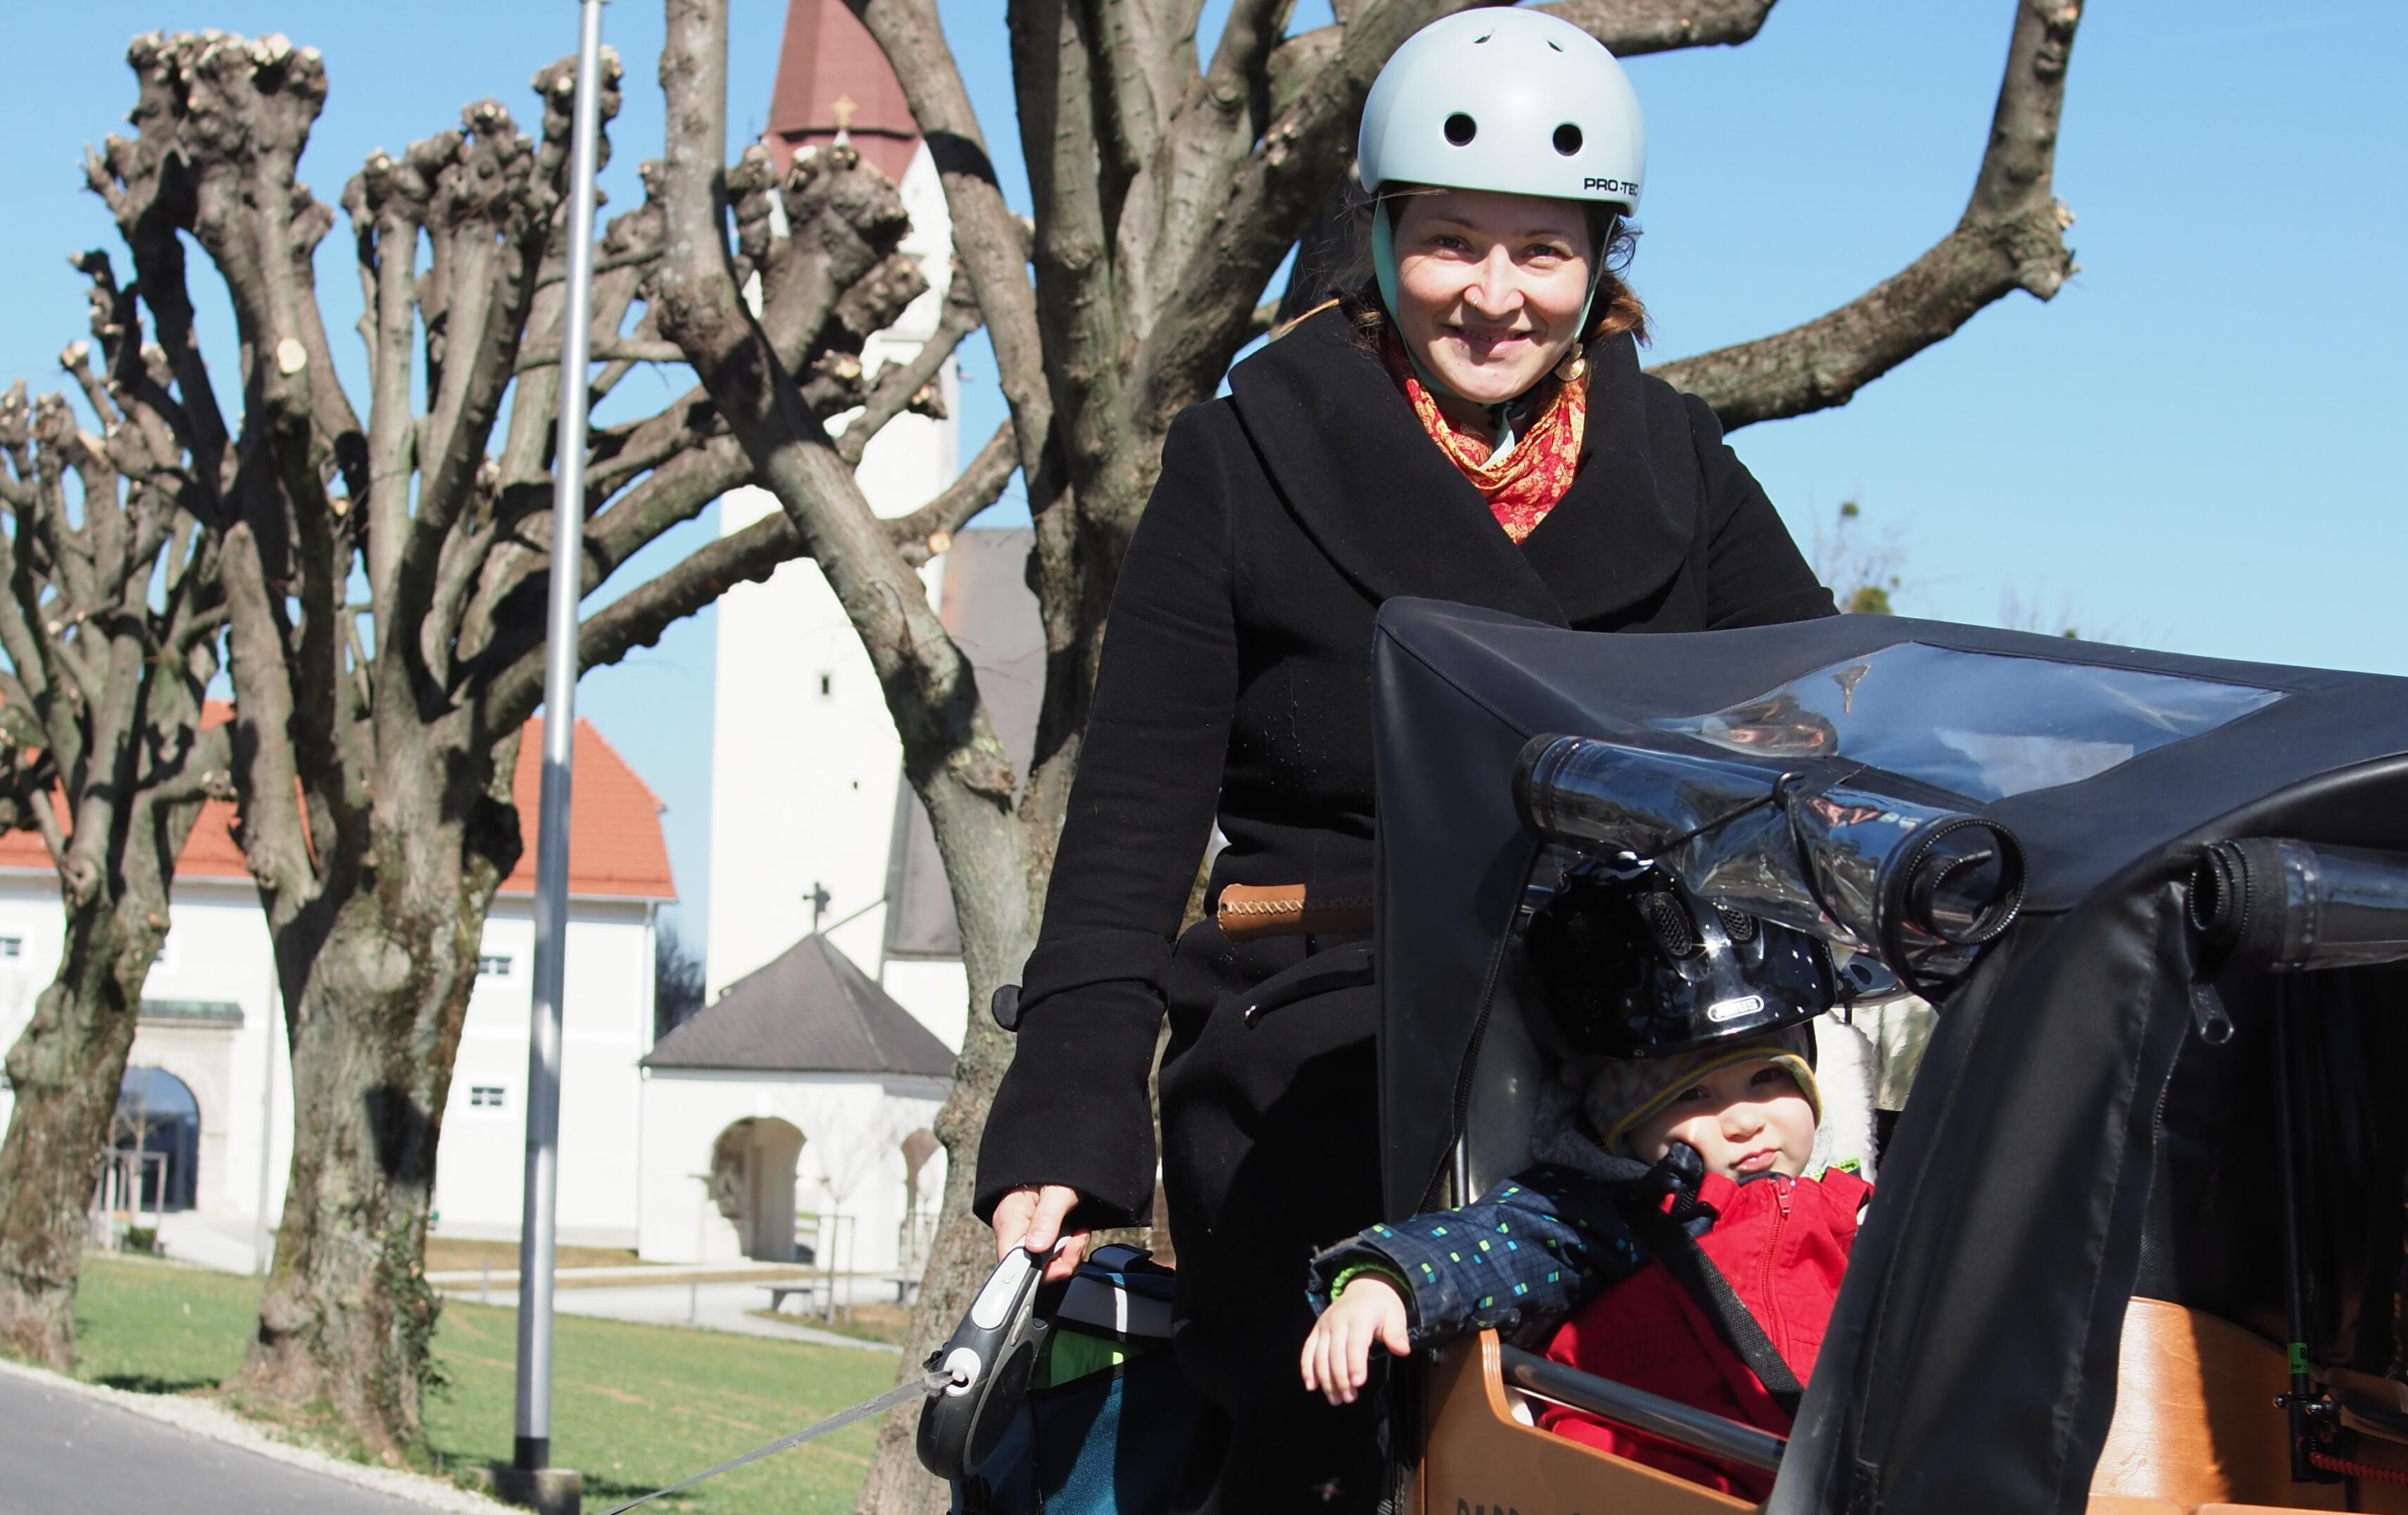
[1555,350,1586,382]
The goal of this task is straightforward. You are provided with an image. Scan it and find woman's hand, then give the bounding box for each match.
[1300,1276,1409,1405]
[991,1183,1089,1285]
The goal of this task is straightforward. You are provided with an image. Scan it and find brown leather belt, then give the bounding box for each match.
[1215,883,1374,943]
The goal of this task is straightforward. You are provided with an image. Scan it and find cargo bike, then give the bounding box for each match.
[929,598,2408,1515]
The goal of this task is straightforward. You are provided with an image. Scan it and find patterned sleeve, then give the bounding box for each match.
[1307,1164,1647,1348]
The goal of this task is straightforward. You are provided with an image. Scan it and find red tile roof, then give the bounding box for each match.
[0,715,674,903]
[498,719,677,901]
[765,0,920,184]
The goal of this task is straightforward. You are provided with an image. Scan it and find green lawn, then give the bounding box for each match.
[74,1254,898,1514]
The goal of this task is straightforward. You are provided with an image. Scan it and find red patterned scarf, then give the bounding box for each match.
[1383,328,1587,544]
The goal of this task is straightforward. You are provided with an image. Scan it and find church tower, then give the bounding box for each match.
[703,0,962,1041]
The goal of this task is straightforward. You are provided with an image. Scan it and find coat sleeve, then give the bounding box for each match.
[1305,1165,1646,1348]
[972,408,1241,1228]
[1683,394,1838,629]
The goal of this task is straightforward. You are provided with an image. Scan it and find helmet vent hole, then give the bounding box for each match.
[1546,38,1565,52]
[1553,123,1583,156]
[1639,893,1700,959]
[1443,113,1477,146]
[1714,904,1757,943]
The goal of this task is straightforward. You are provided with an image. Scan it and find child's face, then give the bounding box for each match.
[1628,1057,1817,1181]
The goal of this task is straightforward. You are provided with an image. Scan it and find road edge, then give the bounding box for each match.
[0,1353,514,1513]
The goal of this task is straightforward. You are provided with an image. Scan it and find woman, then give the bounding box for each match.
[977,10,1834,1507]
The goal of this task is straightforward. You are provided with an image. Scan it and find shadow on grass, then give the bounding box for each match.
[92,1373,218,1395]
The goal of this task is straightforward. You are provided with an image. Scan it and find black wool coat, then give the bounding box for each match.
[976,308,1831,1389]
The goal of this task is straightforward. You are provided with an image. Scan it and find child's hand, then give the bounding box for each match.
[1300,1276,1409,1406]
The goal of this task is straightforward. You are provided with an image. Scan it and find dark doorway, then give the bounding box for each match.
[113,1067,199,1212]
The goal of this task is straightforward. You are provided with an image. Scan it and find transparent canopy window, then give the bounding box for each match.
[1651,642,2285,803]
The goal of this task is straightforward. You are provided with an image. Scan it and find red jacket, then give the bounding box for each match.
[1537,1168,1872,1501]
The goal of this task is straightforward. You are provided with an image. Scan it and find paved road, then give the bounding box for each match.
[0,1371,441,1514]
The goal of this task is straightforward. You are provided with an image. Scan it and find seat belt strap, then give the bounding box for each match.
[1620,1200,1805,1423]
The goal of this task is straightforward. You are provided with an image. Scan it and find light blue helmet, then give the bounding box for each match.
[1357,8,1645,213]
[1358,8,1646,342]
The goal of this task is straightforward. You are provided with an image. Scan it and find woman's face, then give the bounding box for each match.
[1390,188,1596,407]
[1628,1058,1817,1182]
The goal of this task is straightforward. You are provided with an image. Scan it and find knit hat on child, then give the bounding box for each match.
[1583,1023,1821,1162]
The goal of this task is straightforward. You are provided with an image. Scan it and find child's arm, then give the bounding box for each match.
[1306,1164,1647,1351]
[1301,1274,1409,1404]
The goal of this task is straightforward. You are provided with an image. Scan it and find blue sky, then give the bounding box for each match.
[4,1,2402,954]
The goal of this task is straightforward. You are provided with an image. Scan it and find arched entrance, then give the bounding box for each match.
[113,1067,199,1212]
[707,1117,807,1262]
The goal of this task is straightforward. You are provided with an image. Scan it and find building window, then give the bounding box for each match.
[0,936,20,958]
[470,1086,506,1109]
[478,955,512,978]
[819,672,833,697]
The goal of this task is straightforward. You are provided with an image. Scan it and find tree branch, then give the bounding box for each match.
[1009,1,1130,513]
[837,270,981,467]
[1648,0,2081,429]
[484,511,802,736]
[218,523,320,903]
[886,420,1017,567]
[25,781,68,874]
[657,0,1022,834]
[1531,0,1779,54]
[515,339,687,370]
[848,0,1057,492]
[1134,2,1438,452]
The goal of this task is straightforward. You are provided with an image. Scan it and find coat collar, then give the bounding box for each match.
[1226,306,1695,628]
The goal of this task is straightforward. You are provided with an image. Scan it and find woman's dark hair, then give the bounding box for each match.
[1293,181,1648,356]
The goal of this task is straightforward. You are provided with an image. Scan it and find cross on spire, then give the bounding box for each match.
[765,0,921,180]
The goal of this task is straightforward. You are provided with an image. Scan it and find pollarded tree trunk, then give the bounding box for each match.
[0,904,169,1366]
[61,26,995,1454]
[0,257,227,1366]
[229,729,516,1452]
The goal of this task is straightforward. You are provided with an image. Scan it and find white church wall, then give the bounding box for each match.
[703,140,963,1013]
[701,513,931,1002]
[434,898,658,1248]
[1,867,660,1257]
[879,958,969,1053]
[637,1067,946,1272]
[0,874,292,1247]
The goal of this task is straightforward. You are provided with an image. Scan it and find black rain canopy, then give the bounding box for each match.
[1369,598,2408,1515]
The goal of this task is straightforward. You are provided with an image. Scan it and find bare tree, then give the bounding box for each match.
[653,916,708,1040]
[644,0,2084,1506]
[1813,500,1909,616]
[44,29,1004,1454]
[0,268,229,1367]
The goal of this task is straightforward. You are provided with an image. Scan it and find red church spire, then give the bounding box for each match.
[767,0,921,184]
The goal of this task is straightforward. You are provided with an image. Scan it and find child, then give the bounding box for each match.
[1300,866,1872,1500]
[1534,1033,1869,1498]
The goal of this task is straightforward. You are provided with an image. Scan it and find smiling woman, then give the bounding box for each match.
[1388,189,1599,417]
[969,8,1836,1509]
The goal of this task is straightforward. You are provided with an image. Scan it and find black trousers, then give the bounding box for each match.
[1157,926,1392,1513]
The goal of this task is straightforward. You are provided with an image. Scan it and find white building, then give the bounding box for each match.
[705,0,964,1033]
[0,717,674,1264]
[636,933,950,1275]
[675,0,1060,1278]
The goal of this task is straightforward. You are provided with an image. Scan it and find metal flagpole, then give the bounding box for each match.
[510,1,606,1509]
